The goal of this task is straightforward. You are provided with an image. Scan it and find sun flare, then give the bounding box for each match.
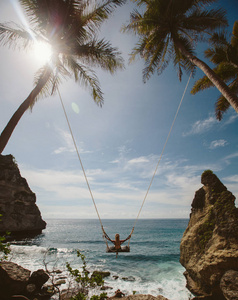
[33,41,52,64]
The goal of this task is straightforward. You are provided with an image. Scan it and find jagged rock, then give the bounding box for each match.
[92,270,111,278]
[0,154,46,238]
[220,270,238,300]
[180,170,238,300]
[28,268,49,290]
[122,276,136,281]
[101,285,113,290]
[0,261,31,299]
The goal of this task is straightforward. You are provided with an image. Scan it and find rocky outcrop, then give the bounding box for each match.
[0,261,50,299]
[0,154,46,238]
[180,170,238,300]
[220,270,238,300]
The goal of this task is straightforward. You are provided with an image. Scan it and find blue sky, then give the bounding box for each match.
[0,0,237,219]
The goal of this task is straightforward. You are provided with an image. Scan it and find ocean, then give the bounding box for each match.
[9,219,192,300]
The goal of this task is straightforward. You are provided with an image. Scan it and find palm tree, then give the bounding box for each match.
[123,0,238,116]
[191,21,238,120]
[0,0,126,154]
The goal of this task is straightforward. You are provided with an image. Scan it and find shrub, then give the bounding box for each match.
[66,250,107,300]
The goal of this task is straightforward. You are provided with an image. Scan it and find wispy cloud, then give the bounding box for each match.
[183,112,238,137]
[53,127,92,155]
[209,139,228,150]
[223,114,238,126]
[53,128,75,154]
[183,115,217,136]
[223,152,238,165]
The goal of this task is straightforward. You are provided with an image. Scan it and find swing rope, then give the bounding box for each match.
[57,87,106,239]
[57,70,193,248]
[128,70,193,244]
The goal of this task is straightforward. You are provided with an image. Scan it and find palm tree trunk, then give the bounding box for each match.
[0,69,51,154]
[177,43,238,114]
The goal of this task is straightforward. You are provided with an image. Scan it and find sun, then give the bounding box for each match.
[33,41,52,64]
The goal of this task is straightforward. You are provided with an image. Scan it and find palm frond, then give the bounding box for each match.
[215,63,238,81]
[191,75,213,94]
[173,44,194,80]
[73,38,124,73]
[31,65,54,109]
[82,0,126,34]
[143,36,170,82]
[63,55,104,106]
[231,21,238,48]
[215,95,230,120]
[122,9,144,35]
[0,23,34,51]
[208,31,228,47]
[204,47,227,64]
[182,8,227,41]
[129,37,147,63]
[173,35,196,74]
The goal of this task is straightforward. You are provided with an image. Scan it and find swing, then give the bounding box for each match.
[103,231,132,254]
[57,71,193,256]
[107,246,130,253]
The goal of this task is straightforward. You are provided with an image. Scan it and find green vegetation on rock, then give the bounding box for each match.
[198,209,215,251]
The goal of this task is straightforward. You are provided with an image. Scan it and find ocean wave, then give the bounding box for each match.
[107,253,180,263]
[68,240,105,245]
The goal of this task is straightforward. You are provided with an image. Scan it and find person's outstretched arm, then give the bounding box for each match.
[120,234,131,244]
[104,233,114,243]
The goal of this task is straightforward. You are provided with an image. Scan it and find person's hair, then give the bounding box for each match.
[115,233,120,242]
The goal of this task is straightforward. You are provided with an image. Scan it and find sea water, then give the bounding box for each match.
[9,219,192,300]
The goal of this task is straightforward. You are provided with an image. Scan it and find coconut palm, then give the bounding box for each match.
[191,21,238,120]
[0,0,125,154]
[123,0,238,116]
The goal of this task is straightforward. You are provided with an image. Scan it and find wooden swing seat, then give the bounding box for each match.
[106,245,130,253]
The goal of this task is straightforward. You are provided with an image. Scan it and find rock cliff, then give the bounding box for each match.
[180,170,238,300]
[0,154,46,238]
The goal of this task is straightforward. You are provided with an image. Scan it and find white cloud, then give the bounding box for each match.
[183,116,217,136]
[209,139,228,149]
[110,159,120,164]
[128,156,150,164]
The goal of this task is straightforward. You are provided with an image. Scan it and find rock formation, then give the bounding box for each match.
[180,170,238,300]
[0,261,50,299]
[0,154,46,238]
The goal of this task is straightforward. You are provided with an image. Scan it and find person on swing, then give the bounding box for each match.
[105,233,131,252]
